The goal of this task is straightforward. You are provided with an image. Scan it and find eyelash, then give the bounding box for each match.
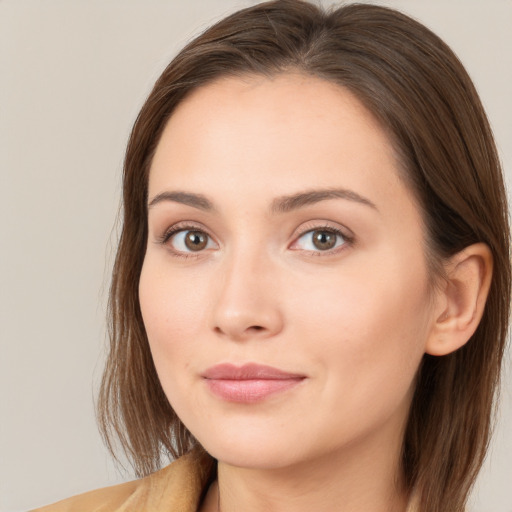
[157,222,215,259]
[291,224,352,256]
[157,222,353,258]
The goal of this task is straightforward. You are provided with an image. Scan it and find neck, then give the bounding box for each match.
[208,429,409,512]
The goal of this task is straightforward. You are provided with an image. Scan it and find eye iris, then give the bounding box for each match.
[312,230,337,250]
[184,231,208,251]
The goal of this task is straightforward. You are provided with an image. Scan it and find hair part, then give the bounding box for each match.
[97,2,510,511]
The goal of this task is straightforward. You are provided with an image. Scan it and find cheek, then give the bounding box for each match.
[138,259,217,423]
[286,251,431,394]
[138,258,210,372]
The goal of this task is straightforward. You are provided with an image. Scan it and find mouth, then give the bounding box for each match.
[201,363,306,403]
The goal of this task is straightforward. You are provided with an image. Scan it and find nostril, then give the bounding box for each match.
[213,324,267,339]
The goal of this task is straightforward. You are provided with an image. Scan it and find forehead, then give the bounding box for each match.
[148,73,415,218]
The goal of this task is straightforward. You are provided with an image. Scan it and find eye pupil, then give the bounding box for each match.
[312,230,337,250]
[185,231,208,251]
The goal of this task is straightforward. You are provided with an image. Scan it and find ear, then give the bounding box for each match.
[426,243,493,356]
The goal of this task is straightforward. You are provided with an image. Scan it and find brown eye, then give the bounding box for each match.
[167,228,215,253]
[184,231,208,251]
[292,228,346,252]
[312,230,338,250]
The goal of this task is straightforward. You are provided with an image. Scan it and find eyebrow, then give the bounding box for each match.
[271,188,378,213]
[148,191,215,211]
[147,187,377,213]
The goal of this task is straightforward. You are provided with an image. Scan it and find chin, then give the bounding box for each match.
[198,432,307,470]
[210,448,300,470]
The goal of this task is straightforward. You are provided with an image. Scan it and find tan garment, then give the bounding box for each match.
[32,450,420,512]
[31,450,214,512]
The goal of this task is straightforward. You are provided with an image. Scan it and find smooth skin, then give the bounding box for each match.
[139,74,492,512]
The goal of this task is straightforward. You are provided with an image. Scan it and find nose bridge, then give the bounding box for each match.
[211,238,283,340]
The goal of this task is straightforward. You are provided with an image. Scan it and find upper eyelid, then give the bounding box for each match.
[292,220,353,239]
[296,226,346,238]
[163,220,210,234]
[159,221,216,244]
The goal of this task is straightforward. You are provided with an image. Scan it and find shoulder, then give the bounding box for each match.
[31,449,215,512]
[30,478,139,512]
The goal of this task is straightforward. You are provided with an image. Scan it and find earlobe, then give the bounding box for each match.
[425,243,493,356]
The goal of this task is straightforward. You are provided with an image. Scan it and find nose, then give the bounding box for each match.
[211,250,284,342]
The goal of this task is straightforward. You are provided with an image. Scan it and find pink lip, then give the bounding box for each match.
[202,363,306,403]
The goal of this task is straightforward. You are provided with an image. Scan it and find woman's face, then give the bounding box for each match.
[139,74,438,470]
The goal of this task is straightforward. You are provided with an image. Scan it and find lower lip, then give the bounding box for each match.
[205,378,304,403]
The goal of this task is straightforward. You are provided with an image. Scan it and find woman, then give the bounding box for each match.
[33,1,510,511]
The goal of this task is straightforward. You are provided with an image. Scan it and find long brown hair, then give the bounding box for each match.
[97,2,511,510]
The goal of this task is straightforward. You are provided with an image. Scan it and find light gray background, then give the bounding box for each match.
[1,1,511,511]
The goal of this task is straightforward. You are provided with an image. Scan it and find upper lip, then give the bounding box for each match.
[202,363,305,380]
